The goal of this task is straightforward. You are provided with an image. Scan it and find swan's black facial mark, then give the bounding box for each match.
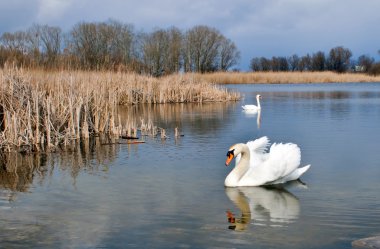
[225,149,235,166]
[226,149,235,158]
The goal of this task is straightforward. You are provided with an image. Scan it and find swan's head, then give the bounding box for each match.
[256,94,262,99]
[225,143,249,166]
[225,147,236,166]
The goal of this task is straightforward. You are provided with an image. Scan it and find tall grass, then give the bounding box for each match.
[0,67,240,152]
[194,71,380,84]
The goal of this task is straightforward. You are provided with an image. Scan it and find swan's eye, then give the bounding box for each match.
[226,149,235,159]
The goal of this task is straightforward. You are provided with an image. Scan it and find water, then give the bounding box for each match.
[1,83,380,248]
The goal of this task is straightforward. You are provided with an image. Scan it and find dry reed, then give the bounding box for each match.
[0,67,240,152]
[193,71,380,84]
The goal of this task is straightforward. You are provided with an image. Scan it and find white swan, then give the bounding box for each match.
[224,136,310,187]
[242,94,262,112]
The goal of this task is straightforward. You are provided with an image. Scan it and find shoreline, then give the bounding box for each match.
[192,71,380,84]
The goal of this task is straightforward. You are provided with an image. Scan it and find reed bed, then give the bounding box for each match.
[0,67,240,153]
[193,71,380,84]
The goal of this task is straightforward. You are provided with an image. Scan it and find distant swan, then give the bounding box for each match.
[242,94,261,112]
[225,136,310,187]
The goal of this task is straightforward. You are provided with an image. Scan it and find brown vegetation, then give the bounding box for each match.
[0,67,240,152]
[194,71,380,84]
[0,22,240,74]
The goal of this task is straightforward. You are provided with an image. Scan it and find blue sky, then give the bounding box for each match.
[1,0,380,71]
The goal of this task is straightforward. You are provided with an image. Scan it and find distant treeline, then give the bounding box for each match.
[0,20,240,75]
[250,47,380,75]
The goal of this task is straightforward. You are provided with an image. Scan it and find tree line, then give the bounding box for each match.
[250,47,380,75]
[0,20,240,75]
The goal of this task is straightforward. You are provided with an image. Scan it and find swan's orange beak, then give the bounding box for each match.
[226,149,235,166]
[225,154,233,166]
[225,149,235,166]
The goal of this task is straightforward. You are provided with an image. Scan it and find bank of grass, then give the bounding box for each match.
[194,71,380,84]
[0,67,240,152]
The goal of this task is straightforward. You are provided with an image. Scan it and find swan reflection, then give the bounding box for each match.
[225,182,304,230]
[243,109,261,129]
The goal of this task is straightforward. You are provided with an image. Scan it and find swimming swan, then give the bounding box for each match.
[242,94,262,112]
[224,136,310,187]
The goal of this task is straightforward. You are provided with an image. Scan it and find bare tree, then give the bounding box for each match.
[299,54,311,71]
[260,57,272,71]
[37,25,62,67]
[67,20,135,70]
[141,28,169,76]
[183,25,222,73]
[104,20,135,70]
[218,38,240,71]
[69,22,98,69]
[271,56,288,71]
[288,54,300,71]
[166,27,182,73]
[357,54,374,72]
[311,51,326,71]
[327,46,352,73]
[250,57,262,71]
[0,31,31,66]
[0,31,29,52]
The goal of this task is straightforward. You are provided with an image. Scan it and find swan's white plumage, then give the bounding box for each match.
[242,94,262,112]
[225,136,310,187]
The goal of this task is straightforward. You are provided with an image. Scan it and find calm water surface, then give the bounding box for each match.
[1,83,380,248]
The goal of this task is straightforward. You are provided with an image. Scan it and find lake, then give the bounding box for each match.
[1,83,380,249]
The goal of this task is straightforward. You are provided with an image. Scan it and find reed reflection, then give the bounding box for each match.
[0,136,125,196]
[225,182,303,231]
[118,102,237,136]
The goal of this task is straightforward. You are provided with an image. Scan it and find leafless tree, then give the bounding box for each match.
[166,27,182,74]
[327,46,352,73]
[357,54,374,72]
[288,54,300,71]
[34,25,62,67]
[250,57,262,71]
[183,25,222,73]
[69,22,98,69]
[311,51,326,71]
[219,38,240,71]
[140,28,169,76]
[299,54,311,71]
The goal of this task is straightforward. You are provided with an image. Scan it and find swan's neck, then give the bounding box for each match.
[225,144,250,187]
[256,96,261,109]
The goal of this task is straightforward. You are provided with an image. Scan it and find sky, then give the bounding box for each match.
[1,0,380,71]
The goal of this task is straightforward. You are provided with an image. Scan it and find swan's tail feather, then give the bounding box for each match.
[296,164,311,178]
[268,164,311,185]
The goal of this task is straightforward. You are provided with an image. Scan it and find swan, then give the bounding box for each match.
[224,136,310,187]
[242,94,262,112]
